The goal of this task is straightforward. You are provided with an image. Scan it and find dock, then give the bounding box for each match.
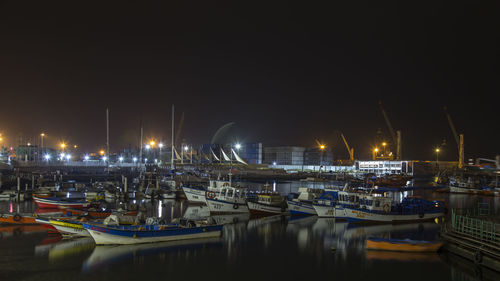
[441,204,500,273]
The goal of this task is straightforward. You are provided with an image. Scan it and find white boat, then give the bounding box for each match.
[49,219,91,237]
[247,190,288,216]
[287,187,323,216]
[182,186,208,204]
[206,185,249,214]
[312,189,339,217]
[182,180,229,204]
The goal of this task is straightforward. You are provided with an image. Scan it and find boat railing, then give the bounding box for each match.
[450,208,500,247]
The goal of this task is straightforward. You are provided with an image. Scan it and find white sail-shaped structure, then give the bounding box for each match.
[210,148,220,161]
[221,149,231,161]
[173,147,182,160]
[232,149,248,165]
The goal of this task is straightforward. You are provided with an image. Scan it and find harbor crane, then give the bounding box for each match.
[444,106,464,169]
[378,101,401,160]
[340,133,354,162]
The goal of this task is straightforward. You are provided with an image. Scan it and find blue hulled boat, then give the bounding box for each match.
[82,222,223,245]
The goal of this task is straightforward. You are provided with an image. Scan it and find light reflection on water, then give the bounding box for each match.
[1,180,500,281]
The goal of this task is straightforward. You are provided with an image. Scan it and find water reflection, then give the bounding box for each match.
[82,237,222,272]
[35,237,95,262]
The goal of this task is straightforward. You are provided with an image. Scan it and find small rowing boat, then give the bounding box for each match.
[83,221,223,245]
[366,237,443,252]
[58,208,138,218]
[49,219,92,237]
[0,213,37,224]
[33,196,91,209]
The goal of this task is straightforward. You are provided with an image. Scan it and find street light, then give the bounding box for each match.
[44,154,51,161]
[235,143,241,150]
[60,142,66,150]
[435,148,440,168]
[159,143,163,164]
[84,155,89,161]
[119,156,124,162]
[319,144,326,166]
[133,157,137,163]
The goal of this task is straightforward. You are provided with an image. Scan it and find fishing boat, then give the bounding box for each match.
[312,189,340,217]
[182,180,227,204]
[335,192,445,223]
[82,221,223,245]
[247,184,288,216]
[206,184,249,214]
[449,176,500,196]
[287,187,323,216]
[33,195,91,209]
[366,237,443,252]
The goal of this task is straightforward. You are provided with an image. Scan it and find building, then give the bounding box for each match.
[233,143,262,164]
[264,146,306,165]
[356,160,412,174]
[304,147,333,166]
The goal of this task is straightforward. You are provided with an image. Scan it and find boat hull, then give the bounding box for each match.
[206,198,249,214]
[83,224,223,245]
[366,239,443,252]
[341,207,444,223]
[247,201,287,216]
[287,201,317,216]
[0,213,37,224]
[49,220,90,236]
[34,197,90,209]
[449,185,499,196]
[183,187,207,204]
[312,204,336,218]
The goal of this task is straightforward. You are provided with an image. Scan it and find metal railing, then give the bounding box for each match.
[451,205,500,247]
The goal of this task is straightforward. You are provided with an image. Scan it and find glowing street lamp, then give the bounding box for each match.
[60,142,66,150]
[65,154,71,161]
[235,143,241,150]
[435,148,440,167]
[149,140,156,147]
[99,150,105,156]
[119,156,124,162]
[145,144,151,150]
[44,154,51,160]
[84,155,89,161]
[102,156,107,161]
[133,157,137,163]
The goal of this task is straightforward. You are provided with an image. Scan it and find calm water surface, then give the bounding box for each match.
[1,180,499,281]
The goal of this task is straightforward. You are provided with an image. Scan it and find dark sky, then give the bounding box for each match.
[0,1,498,160]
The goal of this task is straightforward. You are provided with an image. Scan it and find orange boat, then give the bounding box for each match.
[366,237,443,252]
[0,213,37,224]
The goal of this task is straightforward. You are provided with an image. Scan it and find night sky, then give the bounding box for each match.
[0,1,498,160]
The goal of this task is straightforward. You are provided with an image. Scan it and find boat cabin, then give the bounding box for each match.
[296,187,323,202]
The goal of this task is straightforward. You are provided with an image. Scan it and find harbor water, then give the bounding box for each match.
[1,180,499,281]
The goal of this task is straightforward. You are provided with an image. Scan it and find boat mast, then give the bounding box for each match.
[106,108,110,165]
[171,104,175,170]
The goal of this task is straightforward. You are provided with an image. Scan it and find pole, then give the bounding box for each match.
[139,120,143,164]
[458,134,464,169]
[106,108,110,164]
[171,105,175,170]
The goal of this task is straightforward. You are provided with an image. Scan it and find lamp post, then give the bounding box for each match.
[319,144,325,166]
[435,148,440,168]
[159,143,163,165]
[372,148,379,160]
